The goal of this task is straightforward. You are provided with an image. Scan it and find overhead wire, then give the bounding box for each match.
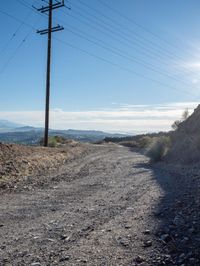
[0,3,198,99]
[0,29,34,74]
[67,1,196,68]
[97,0,198,60]
[54,36,197,98]
[17,1,199,81]
[0,9,36,30]
[15,0,48,18]
[0,1,40,74]
[54,19,194,87]
[61,4,200,80]
[0,9,34,57]
[17,0,198,63]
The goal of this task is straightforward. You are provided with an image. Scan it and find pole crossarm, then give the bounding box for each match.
[37,2,64,13]
[37,25,64,35]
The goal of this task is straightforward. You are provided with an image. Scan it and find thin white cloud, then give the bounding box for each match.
[0,102,198,134]
[183,62,200,70]
[175,61,200,84]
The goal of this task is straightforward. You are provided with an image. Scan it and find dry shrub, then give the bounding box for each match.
[146,136,171,162]
[138,136,152,149]
[119,140,138,148]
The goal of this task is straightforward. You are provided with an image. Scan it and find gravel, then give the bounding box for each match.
[0,143,199,265]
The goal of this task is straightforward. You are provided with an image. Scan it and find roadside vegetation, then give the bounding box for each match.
[39,136,73,147]
[104,108,190,163]
[171,108,189,130]
[105,133,171,162]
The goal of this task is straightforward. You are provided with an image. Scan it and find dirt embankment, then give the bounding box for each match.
[0,141,90,190]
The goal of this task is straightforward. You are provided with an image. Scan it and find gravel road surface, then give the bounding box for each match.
[0,144,170,265]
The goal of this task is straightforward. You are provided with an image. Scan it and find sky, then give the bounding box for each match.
[0,0,200,133]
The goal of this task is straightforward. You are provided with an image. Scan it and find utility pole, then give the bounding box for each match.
[37,0,64,147]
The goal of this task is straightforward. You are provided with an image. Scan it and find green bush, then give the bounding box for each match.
[146,136,171,162]
[39,136,64,147]
[53,136,66,144]
[48,136,58,147]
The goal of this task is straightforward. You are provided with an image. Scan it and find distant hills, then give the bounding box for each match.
[0,119,24,131]
[0,119,128,145]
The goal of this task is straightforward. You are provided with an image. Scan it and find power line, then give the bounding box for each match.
[0,9,36,30]
[0,1,40,74]
[61,6,200,79]
[61,25,193,87]
[54,37,197,99]
[0,4,198,99]
[0,29,34,75]
[97,0,198,60]
[17,0,200,80]
[15,0,48,18]
[12,1,200,86]
[0,1,37,57]
[69,1,197,67]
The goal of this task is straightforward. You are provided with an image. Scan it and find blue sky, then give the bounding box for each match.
[0,0,200,132]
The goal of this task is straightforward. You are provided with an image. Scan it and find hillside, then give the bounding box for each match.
[165,104,200,163]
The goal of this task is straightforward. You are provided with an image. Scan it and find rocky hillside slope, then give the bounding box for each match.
[165,104,200,164]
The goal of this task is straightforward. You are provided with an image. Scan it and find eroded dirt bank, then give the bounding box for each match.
[0,144,199,265]
[0,141,90,191]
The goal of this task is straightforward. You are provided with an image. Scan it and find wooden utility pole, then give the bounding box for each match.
[37,0,64,147]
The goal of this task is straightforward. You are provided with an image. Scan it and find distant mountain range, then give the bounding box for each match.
[0,120,128,145]
[0,119,24,131]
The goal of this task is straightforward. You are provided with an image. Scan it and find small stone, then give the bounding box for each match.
[60,235,68,240]
[117,237,129,247]
[143,230,150,235]
[127,207,134,211]
[173,215,185,226]
[164,255,171,261]
[178,253,186,263]
[160,234,170,242]
[189,258,196,263]
[79,259,87,263]
[154,211,162,217]
[143,240,152,247]
[31,263,41,266]
[59,256,70,262]
[181,237,189,243]
[124,225,131,229]
[135,255,144,263]
[188,227,195,234]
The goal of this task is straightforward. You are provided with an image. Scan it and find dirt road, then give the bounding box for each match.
[0,144,168,265]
